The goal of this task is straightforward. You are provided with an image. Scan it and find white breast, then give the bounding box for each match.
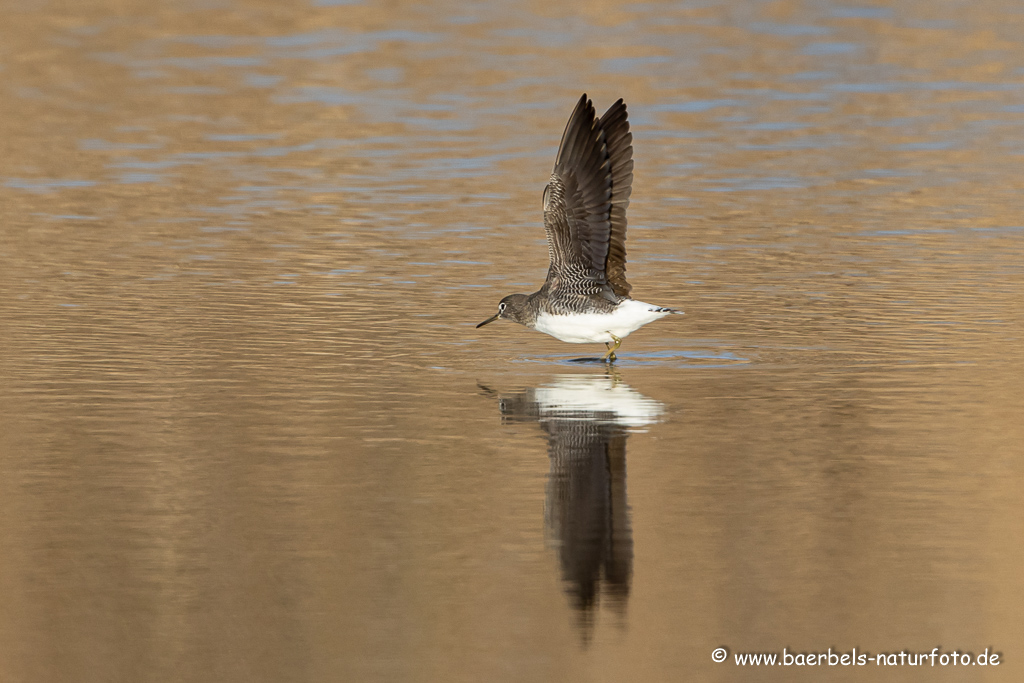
[532,299,678,344]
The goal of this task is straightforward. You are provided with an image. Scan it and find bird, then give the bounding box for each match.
[476,93,682,362]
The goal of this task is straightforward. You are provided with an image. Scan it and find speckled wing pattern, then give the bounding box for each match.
[542,94,634,305]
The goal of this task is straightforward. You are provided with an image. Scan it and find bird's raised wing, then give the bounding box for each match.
[542,94,634,299]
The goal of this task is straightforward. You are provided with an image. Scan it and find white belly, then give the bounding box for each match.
[532,300,678,344]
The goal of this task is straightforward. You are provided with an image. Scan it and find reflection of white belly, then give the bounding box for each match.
[534,375,664,427]
[532,300,678,344]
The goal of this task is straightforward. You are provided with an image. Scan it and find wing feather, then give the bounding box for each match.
[542,94,634,299]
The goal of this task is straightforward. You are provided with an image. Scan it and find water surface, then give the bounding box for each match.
[1,0,1023,681]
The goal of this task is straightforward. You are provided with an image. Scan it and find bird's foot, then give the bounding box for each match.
[602,335,622,363]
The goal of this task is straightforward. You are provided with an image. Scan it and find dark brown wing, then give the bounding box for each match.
[598,99,633,297]
[542,94,634,299]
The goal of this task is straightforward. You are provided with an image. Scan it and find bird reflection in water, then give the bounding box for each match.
[482,373,664,640]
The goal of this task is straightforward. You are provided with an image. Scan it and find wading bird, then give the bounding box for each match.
[477,94,681,362]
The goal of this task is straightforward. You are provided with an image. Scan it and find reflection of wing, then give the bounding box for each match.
[544,419,632,612]
[493,375,661,628]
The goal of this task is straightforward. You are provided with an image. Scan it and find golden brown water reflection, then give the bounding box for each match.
[1,0,1023,681]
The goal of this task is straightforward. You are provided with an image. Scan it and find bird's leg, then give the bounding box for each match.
[602,334,622,363]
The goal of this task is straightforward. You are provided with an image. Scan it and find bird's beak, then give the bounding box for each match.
[476,313,500,328]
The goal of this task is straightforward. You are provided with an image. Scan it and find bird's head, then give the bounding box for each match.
[477,294,531,328]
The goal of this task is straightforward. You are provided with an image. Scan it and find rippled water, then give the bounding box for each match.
[1,0,1023,681]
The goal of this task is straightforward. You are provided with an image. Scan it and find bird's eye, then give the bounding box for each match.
[499,303,506,312]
